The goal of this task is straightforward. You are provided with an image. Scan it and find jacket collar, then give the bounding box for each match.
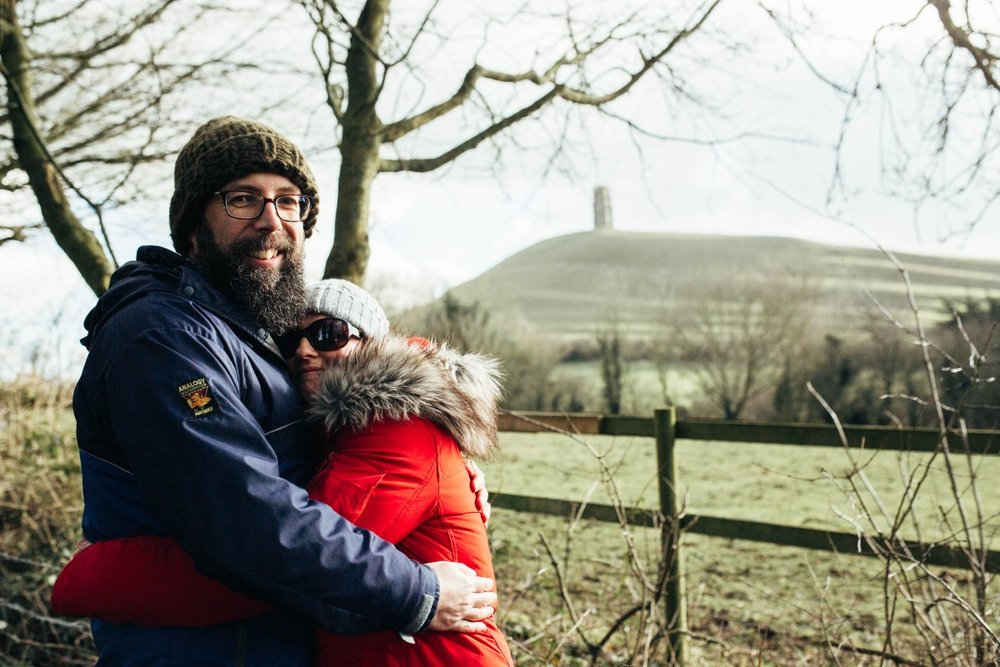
[307,334,503,459]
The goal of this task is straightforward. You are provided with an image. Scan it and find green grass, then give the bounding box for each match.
[490,510,904,665]
[484,431,1000,664]
[488,431,1000,541]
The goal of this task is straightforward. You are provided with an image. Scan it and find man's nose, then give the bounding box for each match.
[252,200,283,233]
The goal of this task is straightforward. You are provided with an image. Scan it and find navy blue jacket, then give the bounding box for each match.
[73,246,438,665]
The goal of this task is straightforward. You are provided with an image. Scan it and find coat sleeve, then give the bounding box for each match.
[99,321,438,635]
[51,537,272,626]
[307,419,443,546]
[48,423,446,628]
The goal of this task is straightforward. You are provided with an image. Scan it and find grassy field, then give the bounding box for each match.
[487,430,1000,534]
[491,510,902,665]
[2,381,999,665]
[485,430,1000,664]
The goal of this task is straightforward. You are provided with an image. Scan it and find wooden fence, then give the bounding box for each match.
[492,408,1000,665]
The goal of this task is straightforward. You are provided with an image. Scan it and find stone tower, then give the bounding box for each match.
[593,186,612,231]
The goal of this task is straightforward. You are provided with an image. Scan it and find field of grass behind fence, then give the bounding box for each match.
[485,428,1000,663]
[488,430,1000,540]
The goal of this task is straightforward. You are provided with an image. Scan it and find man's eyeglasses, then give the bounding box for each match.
[275,317,362,358]
[214,191,315,222]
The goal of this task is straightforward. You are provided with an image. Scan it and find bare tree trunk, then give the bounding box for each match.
[322,0,388,284]
[598,327,625,415]
[0,0,113,296]
[325,130,378,283]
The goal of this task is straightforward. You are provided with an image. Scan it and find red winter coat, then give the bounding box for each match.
[52,334,514,666]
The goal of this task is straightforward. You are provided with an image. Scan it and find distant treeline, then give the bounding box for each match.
[402,293,1000,429]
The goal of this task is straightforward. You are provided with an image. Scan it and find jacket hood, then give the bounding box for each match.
[307,334,503,459]
[81,247,187,348]
[81,245,279,354]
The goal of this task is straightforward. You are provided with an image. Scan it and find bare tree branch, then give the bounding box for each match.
[383,0,441,68]
[301,0,348,124]
[20,0,89,30]
[0,222,41,245]
[31,1,177,108]
[757,3,854,96]
[382,0,721,145]
[0,10,116,295]
[928,0,1000,91]
[380,87,559,172]
[323,0,390,69]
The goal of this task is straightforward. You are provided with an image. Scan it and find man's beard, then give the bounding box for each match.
[190,226,306,335]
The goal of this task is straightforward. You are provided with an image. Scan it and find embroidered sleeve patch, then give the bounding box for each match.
[177,377,217,417]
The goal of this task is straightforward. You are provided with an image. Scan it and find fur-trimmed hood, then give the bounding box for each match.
[306,334,504,459]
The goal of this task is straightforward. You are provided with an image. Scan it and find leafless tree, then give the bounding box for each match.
[673,273,814,420]
[764,0,1000,241]
[295,0,726,283]
[596,324,626,415]
[0,0,281,296]
[813,259,1000,665]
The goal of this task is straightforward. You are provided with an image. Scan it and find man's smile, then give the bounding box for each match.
[246,246,283,269]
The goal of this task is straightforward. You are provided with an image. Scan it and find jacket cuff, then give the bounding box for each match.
[399,576,439,635]
[400,592,437,635]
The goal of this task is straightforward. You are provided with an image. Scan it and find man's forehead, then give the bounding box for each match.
[220,173,298,192]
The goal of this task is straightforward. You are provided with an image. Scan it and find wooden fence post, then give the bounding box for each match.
[654,407,688,666]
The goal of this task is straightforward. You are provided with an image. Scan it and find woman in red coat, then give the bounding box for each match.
[53,279,515,666]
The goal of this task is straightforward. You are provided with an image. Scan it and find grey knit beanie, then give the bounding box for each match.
[169,116,320,256]
[305,279,390,339]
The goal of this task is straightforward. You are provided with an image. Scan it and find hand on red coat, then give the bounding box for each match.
[426,561,496,633]
[465,460,491,525]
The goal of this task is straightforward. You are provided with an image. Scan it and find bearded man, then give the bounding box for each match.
[71,117,495,665]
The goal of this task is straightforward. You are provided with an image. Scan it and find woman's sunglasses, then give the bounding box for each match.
[275,317,362,358]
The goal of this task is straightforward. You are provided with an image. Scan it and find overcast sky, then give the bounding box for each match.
[3,0,999,376]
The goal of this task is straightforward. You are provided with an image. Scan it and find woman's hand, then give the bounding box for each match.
[465,460,491,525]
[70,537,92,558]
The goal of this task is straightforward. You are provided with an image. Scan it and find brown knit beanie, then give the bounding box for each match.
[169,116,319,256]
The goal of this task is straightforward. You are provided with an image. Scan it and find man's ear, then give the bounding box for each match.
[186,222,203,257]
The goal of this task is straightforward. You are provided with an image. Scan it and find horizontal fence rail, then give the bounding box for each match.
[496,409,1000,665]
[491,493,1000,574]
[498,412,1000,454]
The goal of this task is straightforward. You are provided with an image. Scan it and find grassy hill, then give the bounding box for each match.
[447,230,1000,339]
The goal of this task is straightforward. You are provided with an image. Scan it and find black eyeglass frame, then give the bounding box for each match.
[213,190,315,222]
[275,317,362,358]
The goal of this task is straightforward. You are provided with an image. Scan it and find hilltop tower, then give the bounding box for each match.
[593,186,613,231]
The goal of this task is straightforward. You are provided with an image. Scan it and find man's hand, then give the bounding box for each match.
[426,561,496,632]
[465,460,491,525]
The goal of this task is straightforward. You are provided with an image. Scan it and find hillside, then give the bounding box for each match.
[447,230,1000,338]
